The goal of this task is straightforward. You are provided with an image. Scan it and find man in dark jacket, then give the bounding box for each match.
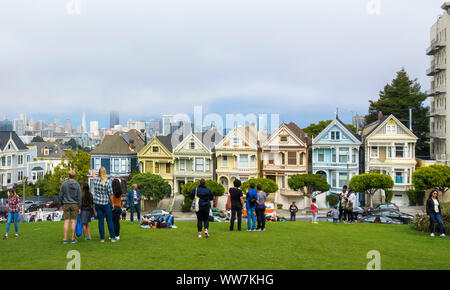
[127,184,142,224]
[289,202,299,221]
[59,170,82,244]
[190,179,214,238]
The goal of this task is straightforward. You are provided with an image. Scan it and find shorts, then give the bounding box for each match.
[63,204,79,220]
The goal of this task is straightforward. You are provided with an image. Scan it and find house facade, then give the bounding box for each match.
[90,129,145,177]
[0,131,33,190]
[173,130,222,195]
[312,117,362,208]
[261,122,309,207]
[31,141,72,173]
[215,126,259,191]
[138,134,175,196]
[361,114,418,206]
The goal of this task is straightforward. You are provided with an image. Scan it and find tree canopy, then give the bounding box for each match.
[181,180,225,199]
[303,120,357,138]
[31,136,44,143]
[349,173,394,207]
[62,149,91,184]
[365,69,429,157]
[127,173,170,201]
[240,178,279,195]
[412,165,450,201]
[288,174,331,197]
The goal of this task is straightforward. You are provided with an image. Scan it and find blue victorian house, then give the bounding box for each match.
[312,116,362,207]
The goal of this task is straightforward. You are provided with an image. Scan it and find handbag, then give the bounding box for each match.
[191,187,200,213]
[75,214,83,237]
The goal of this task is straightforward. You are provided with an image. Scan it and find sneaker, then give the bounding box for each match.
[255,229,261,232]
[111,238,118,243]
[71,239,78,244]
[204,232,209,238]
[431,233,435,237]
[246,229,252,232]
[262,229,266,232]
[116,236,120,240]
[108,237,112,240]
[100,239,105,243]
[441,234,446,237]
[3,235,8,240]
[198,234,202,238]
[63,240,68,244]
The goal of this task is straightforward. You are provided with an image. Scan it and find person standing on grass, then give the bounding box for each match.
[93,167,117,243]
[229,179,245,231]
[3,189,21,239]
[60,170,82,244]
[331,205,340,224]
[127,184,141,224]
[427,189,446,237]
[311,198,319,224]
[80,183,93,241]
[339,185,348,222]
[289,202,298,221]
[190,179,214,238]
[112,179,123,240]
[255,184,267,232]
[245,183,258,231]
[347,189,356,223]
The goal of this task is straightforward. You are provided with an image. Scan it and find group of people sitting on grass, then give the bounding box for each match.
[57,167,143,244]
[190,179,268,239]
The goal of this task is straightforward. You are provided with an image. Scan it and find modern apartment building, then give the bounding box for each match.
[428,3,450,163]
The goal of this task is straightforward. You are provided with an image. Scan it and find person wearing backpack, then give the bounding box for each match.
[190,179,214,239]
[245,183,258,231]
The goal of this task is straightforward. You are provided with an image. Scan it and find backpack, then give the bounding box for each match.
[247,192,257,207]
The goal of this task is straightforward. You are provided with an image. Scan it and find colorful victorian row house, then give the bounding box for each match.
[90,129,145,178]
[261,123,309,207]
[173,130,221,195]
[215,126,260,191]
[361,114,418,206]
[312,116,362,207]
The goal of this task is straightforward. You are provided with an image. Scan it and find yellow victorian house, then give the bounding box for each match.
[215,126,260,191]
[138,134,175,197]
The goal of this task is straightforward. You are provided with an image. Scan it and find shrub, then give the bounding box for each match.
[385,190,394,204]
[406,189,425,206]
[412,202,450,234]
[181,199,193,213]
[241,178,278,196]
[326,194,339,208]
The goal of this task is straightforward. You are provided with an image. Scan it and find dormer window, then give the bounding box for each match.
[152,146,159,153]
[386,121,397,135]
[331,131,340,140]
[280,136,288,142]
[190,142,195,149]
[233,137,240,146]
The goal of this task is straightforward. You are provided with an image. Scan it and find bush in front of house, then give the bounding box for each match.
[326,194,339,208]
[411,202,449,234]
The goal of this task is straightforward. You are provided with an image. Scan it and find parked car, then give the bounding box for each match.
[327,206,368,219]
[367,203,399,214]
[359,215,403,225]
[149,210,170,217]
[370,211,414,224]
[25,203,44,213]
[46,201,61,209]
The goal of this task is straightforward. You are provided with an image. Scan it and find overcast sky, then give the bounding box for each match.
[0,0,445,129]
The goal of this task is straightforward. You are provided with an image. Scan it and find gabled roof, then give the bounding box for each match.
[362,114,418,139]
[361,115,389,137]
[91,129,145,155]
[32,142,73,158]
[335,118,362,141]
[263,122,307,147]
[286,122,310,144]
[312,117,362,145]
[156,134,176,152]
[173,128,223,153]
[0,131,29,151]
[216,126,259,149]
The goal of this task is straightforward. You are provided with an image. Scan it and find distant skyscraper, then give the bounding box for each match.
[36,120,45,131]
[19,113,27,126]
[81,113,87,133]
[110,111,120,129]
[65,119,72,133]
[90,121,99,133]
[28,118,35,131]
[162,115,173,136]
[0,119,13,131]
[352,114,365,132]
[13,119,25,135]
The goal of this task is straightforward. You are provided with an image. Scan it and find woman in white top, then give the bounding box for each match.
[426,190,446,237]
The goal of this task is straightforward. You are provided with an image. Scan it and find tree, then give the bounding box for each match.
[365,69,429,156]
[288,174,331,197]
[240,178,278,196]
[14,181,36,197]
[349,173,394,207]
[127,173,170,201]
[412,165,450,202]
[62,149,91,184]
[303,120,357,138]
[180,180,225,212]
[31,136,44,142]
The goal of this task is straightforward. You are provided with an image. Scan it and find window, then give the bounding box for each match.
[95,158,101,171]
[190,142,195,149]
[318,149,325,162]
[280,152,286,164]
[166,163,171,173]
[222,156,228,167]
[331,148,337,163]
[352,149,358,163]
[331,131,340,140]
[339,172,348,188]
[114,159,119,172]
[155,163,159,173]
[395,171,404,184]
[152,146,159,152]
[121,159,127,172]
[239,154,248,168]
[18,155,23,165]
[1,157,5,167]
[386,146,392,158]
[268,153,274,164]
[332,172,337,187]
[7,156,11,167]
[251,155,255,167]
[18,171,23,181]
[233,137,240,146]
[395,144,404,158]
[7,173,11,184]
[370,146,378,158]
[27,155,30,163]
[195,158,204,171]
[288,152,297,165]
[300,153,304,165]
[280,136,288,142]
[386,122,397,135]
[206,159,210,171]
[180,159,186,170]
[339,148,349,163]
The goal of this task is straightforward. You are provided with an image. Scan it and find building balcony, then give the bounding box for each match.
[426,62,446,76]
[427,107,447,117]
[430,131,447,139]
[427,85,446,96]
[426,39,446,56]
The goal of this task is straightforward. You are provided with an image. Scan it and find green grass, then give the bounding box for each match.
[0,221,449,270]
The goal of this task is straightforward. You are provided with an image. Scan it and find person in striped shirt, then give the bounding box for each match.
[3,189,21,239]
[93,167,117,243]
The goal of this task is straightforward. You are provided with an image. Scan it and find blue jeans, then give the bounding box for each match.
[290,213,296,221]
[333,218,339,224]
[247,207,256,230]
[430,212,445,235]
[130,203,141,222]
[95,204,115,240]
[6,212,19,234]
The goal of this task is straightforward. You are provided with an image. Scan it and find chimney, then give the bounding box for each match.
[378,112,383,121]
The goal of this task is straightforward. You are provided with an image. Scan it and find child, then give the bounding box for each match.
[331,206,340,224]
[311,198,318,224]
[80,183,93,241]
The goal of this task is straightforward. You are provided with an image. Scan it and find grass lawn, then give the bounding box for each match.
[0,220,448,270]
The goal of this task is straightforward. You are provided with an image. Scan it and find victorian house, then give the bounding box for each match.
[312,116,362,207]
[361,114,418,206]
[215,126,260,191]
[261,122,309,207]
[173,129,222,195]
